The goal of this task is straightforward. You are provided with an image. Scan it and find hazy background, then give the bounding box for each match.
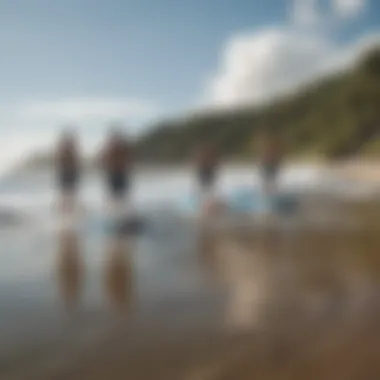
[1,0,379,172]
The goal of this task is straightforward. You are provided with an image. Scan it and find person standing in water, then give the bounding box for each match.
[56,129,81,214]
[259,130,284,198]
[102,128,133,213]
[195,141,220,214]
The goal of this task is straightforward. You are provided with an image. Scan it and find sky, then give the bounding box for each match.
[0,0,379,168]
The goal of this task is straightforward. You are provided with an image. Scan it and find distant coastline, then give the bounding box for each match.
[4,47,380,180]
[6,150,378,184]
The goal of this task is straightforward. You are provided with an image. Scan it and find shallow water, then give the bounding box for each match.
[0,165,325,212]
[1,167,380,379]
[0,210,380,379]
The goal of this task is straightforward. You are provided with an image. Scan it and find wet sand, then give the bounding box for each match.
[0,202,380,380]
[331,160,380,184]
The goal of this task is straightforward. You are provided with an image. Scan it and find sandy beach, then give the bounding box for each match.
[0,164,379,380]
[330,160,380,184]
[0,202,379,379]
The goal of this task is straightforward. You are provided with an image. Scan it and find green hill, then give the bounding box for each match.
[11,48,380,174]
[135,48,380,162]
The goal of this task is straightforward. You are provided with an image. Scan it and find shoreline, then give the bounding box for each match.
[328,160,380,184]
[2,160,379,187]
[0,185,379,379]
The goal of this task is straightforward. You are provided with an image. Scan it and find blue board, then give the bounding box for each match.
[230,189,299,215]
[181,188,299,215]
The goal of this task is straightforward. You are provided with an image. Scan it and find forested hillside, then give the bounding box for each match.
[136,48,380,162]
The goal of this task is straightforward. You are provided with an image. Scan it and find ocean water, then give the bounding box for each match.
[0,165,325,215]
[1,165,379,234]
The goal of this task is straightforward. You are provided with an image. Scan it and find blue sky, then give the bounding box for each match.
[0,0,379,166]
[0,0,288,108]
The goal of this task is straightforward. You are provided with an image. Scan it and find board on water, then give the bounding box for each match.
[229,189,299,215]
[180,188,299,216]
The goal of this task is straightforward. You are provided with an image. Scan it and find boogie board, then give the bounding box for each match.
[181,188,299,216]
[229,188,299,215]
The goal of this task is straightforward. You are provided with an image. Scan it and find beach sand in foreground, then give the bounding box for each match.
[0,200,380,380]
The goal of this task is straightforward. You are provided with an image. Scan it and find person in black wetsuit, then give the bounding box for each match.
[258,130,284,197]
[195,142,220,213]
[102,128,133,211]
[56,130,81,213]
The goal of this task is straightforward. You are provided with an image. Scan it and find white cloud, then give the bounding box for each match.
[332,0,367,19]
[206,28,336,108]
[18,97,157,124]
[204,0,377,109]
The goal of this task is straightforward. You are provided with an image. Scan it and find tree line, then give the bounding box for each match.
[135,48,380,162]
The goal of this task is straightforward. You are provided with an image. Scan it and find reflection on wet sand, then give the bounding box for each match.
[197,225,379,335]
[104,236,134,314]
[199,230,274,331]
[199,231,223,285]
[3,202,380,379]
[57,229,83,311]
[221,238,273,331]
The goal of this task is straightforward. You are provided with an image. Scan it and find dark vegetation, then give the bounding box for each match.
[135,48,380,162]
[15,48,380,174]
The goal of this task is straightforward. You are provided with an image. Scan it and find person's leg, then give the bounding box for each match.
[70,172,79,214]
[262,164,277,197]
[200,168,217,215]
[106,173,117,215]
[67,171,79,214]
[57,172,65,214]
[62,189,74,214]
[269,164,279,196]
[125,172,133,214]
[120,171,132,216]
[59,171,76,215]
[109,172,127,216]
[60,189,68,214]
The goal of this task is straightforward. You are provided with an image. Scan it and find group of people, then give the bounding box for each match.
[56,128,283,215]
[194,131,283,210]
[57,128,133,213]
